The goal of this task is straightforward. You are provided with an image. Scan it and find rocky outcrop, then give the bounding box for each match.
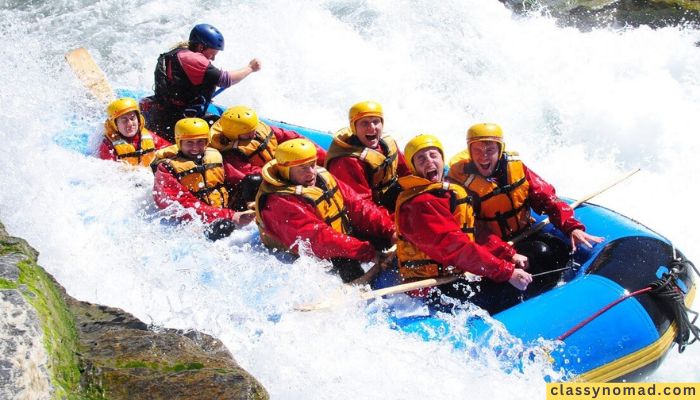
[0,222,269,399]
[501,0,700,30]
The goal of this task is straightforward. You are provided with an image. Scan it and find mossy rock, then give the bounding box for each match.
[502,0,700,29]
[1,222,269,399]
[1,222,82,399]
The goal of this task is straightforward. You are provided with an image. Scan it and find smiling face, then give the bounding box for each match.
[469,141,501,177]
[180,138,208,158]
[289,161,317,187]
[412,147,444,183]
[115,111,139,138]
[354,116,383,148]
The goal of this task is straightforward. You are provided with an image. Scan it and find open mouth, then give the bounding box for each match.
[425,169,439,181]
[364,134,378,144]
[478,162,491,171]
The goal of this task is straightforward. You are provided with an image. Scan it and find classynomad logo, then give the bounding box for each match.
[546,383,699,400]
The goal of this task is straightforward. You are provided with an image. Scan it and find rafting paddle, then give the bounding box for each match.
[508,168,640,245]
[65,47,115,105]
[294,168,641,312]
[294,272,478,312]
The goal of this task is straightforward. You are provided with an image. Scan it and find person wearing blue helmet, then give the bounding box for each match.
[141,23,261,142]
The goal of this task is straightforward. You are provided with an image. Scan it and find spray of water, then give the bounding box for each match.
[1,1,699,397]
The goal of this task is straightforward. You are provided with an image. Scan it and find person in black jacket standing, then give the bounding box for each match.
[141,23,261,142]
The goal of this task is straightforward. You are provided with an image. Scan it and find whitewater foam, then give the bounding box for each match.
[1,1,699,397]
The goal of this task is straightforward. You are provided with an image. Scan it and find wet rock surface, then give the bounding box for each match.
[0,290,52,400]
[502,0,700,30]
[1,222,269,399]
[71,298,269,400]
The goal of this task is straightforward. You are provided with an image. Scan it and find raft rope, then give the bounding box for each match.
[651,257,700,352]
[557,256,700,353]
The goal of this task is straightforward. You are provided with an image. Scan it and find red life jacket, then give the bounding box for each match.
[395,176,475,280]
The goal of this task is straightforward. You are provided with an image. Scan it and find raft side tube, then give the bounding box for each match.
[494,275,659,376]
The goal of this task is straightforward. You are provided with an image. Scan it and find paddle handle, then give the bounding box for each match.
[508,168,640,245]
[359,272,474,300]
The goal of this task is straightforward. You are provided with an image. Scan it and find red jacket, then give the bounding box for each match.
[222,126,328,185]
[259,179,394,261]
[326,146,410,202]
[152,161,239,223]
[98,131,171,161]
[477,163,585,259]
[398,190,514,282]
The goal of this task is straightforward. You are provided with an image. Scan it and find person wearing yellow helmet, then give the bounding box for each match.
[255,138,395,284]
[152,118,255,239]
[98,97,171,167]
[208,105,327,210]
[448,123,604,283]
[325,100,410,212]
[140,23,262,143]
[395,134,533,313]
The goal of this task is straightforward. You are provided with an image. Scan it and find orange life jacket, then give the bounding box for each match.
[160,147,229,208]
[395,175,475,280]
[103,122,156,167]
[210,122,278,167]
[448,152,531,239]
[255,162,350,251]
[325,128,400,203]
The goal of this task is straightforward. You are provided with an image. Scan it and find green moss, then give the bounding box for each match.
[170,362,204,372]
[119,360,150,369]
[15,257,82,399]
[0,242,23,256]
[116,360,206,372]
[0,277,17,289]
[656,0,700,12]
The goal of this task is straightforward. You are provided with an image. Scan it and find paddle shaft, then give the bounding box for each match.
[531,266,572,278]
[359,272,475,300]
[507,168,641,245]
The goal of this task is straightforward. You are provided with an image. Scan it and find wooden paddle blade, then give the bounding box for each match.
[65,47,115,105]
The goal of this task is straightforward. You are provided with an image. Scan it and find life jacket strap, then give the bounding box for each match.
[118,147,155,159]
[173,162,223,179]
[374,174,398,191]
[477,200,529,222]
[479,176,527,202]
[248,131,273,158]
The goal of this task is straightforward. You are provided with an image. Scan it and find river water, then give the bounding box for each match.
[1,1,699,398]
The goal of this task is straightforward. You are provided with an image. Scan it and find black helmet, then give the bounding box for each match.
[189,23,225,51]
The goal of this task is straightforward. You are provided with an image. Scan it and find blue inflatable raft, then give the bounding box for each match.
[259,110,699,382]
[62,91,698,382]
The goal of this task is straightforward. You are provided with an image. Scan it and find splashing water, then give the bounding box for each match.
[1,1,699,397]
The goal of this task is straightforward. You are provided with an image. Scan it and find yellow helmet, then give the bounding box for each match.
[219,105,260,140]
[404,134,444,173]
[467,123,505,159]
[274,138,318,180]
[349,100,383,133]
[175,118,211,149]
[106,97,143,132]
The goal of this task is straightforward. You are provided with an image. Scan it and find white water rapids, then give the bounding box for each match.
[1,1,699,398]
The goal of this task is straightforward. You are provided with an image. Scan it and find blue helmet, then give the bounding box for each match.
[189,23,225,51]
